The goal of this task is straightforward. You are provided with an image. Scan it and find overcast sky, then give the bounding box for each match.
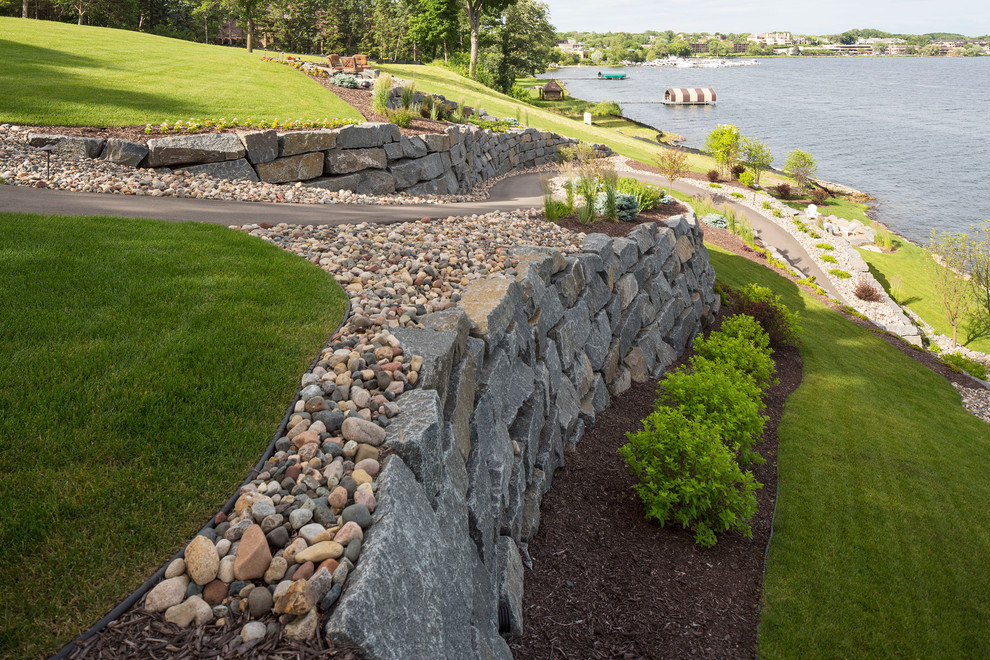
[542,0,989,37]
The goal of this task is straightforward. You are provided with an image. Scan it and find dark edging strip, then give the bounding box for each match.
[49,295,352,660]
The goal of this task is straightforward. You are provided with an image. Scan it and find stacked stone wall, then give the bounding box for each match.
[25,123,610,195]
[323,213,719,658]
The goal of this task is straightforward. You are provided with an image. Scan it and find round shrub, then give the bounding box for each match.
[810,187,828,205]
[702,213,728,229]
[854,279,882,301]
[738,170,755,187]
[731,163,746,179]
[706,169,720,183]
[726,283,802,348]
[331,74,358,89]
[595,191,640,222]
[775,183,791,199]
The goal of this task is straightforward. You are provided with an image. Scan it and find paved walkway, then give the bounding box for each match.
[0,168,838,297]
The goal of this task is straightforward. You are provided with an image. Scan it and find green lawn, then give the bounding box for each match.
[857,236,990,353]
[707,246,990,658]
[0,18,362,126]
[785,194,872,225]
[0,213,347,660]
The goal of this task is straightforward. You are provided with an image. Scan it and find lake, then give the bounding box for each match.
[539,58,990,244]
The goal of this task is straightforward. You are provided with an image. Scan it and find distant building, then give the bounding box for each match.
[749,32,793,46]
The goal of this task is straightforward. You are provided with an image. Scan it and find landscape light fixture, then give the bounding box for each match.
[38,143,57,180]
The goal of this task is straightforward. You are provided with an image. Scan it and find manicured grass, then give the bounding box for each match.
[0,213,347,660]
[857,236,990,353]
[785,194,872,225]
[707,246,990,658]
[0,18,362,126]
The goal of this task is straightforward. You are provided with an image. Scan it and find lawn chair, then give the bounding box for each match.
[327,54,343,73]
[353,54,368,69]
[341,56,362,74]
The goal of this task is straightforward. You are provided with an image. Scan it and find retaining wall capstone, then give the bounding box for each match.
[324,213,719,659]
[25,122,612,195]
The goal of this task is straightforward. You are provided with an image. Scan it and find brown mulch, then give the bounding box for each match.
[65,609,361,660]
[315,79,448,136]
[552,202,691,238]
[625,158,752,193]
[510,313,803,660]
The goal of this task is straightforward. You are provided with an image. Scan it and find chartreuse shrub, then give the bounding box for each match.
[726,283,802,348]
[942,353,988,380]
[617,177,670,210]
[620,313,780,547]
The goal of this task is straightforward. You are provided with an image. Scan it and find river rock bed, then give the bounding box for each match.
[0,124,546,207]
[953,384,990,424]
[66,209,583,657]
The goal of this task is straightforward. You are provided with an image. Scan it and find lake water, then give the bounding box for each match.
[539,58,990,244]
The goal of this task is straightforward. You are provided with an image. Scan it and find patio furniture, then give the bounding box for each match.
[327,54,343,72]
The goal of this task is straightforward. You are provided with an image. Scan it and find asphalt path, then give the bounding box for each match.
[0,168,838,297]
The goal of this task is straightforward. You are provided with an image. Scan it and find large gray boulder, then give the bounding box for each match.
[255,152,324,183]
[305,173,361,192]
[184,158,259,182]
[325,456,475,659]
[356,170,397,195]
[381,390,444,499]
[324,147,387,174]
[101,139,149,166]
[237,130,278,164]
[145,133,245,167]
[278,129,337,157]
[27,133,105,159]
[336,123,399,149]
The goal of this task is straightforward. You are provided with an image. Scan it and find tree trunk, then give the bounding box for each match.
[468,14,479,78]
[246,15,253,52]
[21,0,28,19]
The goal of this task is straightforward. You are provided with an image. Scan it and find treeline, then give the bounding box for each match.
[2,0,558,92]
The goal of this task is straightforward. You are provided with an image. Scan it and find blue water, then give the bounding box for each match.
[539,58,990,243]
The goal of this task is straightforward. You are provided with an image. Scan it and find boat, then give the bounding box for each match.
[597,71,627,80]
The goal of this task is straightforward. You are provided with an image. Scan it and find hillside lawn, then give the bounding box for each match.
[857,236,990,354]
[709,246,990,658]
[0,18,362,126]
[0,213,347,660]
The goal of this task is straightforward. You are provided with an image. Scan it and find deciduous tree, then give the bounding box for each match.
[784,148,817,190]
[704,124,741,177]
[461,0,516,79]
[656,146,688,194]
[928,229,972,347]
[741,138,773,186]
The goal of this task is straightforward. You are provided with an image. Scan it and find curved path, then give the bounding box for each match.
[0,167,838,297]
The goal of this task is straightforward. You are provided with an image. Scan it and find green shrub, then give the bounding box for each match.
[617,177,669,210]
[731,191,745,199]
[372,73,392,115]
[592,100,622,117]
[829,269,852,279]
[694,314,777,388]
[620,406,760,548]
[595,191,640,222]
[331,73,358,88]
[726,283,802,347]
[762,200,772,210]
[816,242,835,250]
[543,198,571,221]
[772,208,783,217]
[942,353,989,380]
[821,254,837,264]
[739,170,755,187]
[710,183,722,189]
[387,107,413,128]
[702,213,728,229]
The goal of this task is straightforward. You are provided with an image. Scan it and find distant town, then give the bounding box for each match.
[555,28,990,64]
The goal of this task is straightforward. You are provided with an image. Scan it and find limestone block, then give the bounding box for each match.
[145,133,245,167]
[255,152,323,183]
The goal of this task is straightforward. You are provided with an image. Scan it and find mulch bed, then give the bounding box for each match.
[510,312,803,660]
[551,202,692,238]
[316,80,448,137]
[65,610,361,660]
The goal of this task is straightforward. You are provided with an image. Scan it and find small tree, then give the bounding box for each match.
[968,221,990,338]
[928,229,972,347]
[784,149,817,191]
[704,124,741,177]
[741,138,773,186]
[655,147,689,194]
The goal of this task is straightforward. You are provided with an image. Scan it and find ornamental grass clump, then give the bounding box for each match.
[620,312,777,548]
[372,73,392,115]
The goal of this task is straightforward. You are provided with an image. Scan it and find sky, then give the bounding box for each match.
[541,0,989,37]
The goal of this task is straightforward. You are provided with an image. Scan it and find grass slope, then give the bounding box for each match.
[0,214,346,660]
[0,18,362,126]
[707,246,990,658]
[858,236,990,353]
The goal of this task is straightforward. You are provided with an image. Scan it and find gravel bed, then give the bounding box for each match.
[953,384,990,424]
[0,124,550,207]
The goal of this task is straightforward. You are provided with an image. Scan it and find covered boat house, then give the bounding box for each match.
[662,88,717,105]
[540,79,565,100]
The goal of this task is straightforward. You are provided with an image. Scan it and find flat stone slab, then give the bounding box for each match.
[145,134,246,168]
[185,158,259,182]
[255,152,324,183]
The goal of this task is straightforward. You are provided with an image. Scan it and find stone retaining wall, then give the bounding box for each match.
[324,213,719,658]
[26,123,610,196]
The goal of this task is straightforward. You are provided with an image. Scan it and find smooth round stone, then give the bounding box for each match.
[264,556,288,584]
[266,526,290,549]
[203,579,228,606]
[261,513,284,534]
[164,558,186,579]
[342,440,358,458]
[344,539,362,563]
[184,535,220,586]
[340,476,358,497]
[299,523,327,545]
[218,555,236,583]
[186,581,204,598]
[354,444,380,464]
[351,468,373,486]
[289,508,313,530]
[354,483,377,512]
[294,541,344,564]
[251,500,277,522]
[248,585,274,618]
[354,459,380,477]
[333,521,363,545]
[319,583,342,611]
[145,576,188,612]
[215,538,232,558]
[342,503,372,529]
[241,621,267,642]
